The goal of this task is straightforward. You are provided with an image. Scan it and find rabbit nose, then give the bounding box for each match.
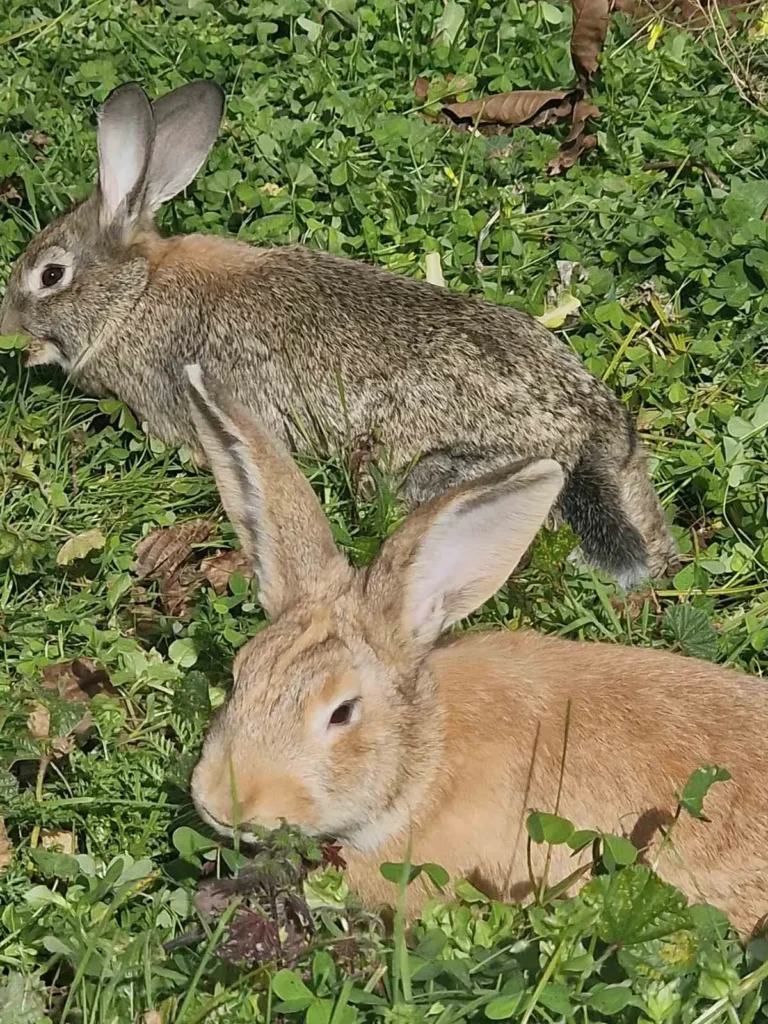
[190,759,243,832]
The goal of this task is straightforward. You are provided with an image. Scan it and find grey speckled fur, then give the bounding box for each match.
[0,81,678,588]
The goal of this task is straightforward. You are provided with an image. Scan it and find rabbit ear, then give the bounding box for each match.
[366,460,564,650]
[144,81,224,212]
[97,83,154,231]
[185,365,350,619]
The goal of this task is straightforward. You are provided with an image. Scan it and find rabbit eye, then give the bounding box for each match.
[41,264,66,289]
[329,700,357,727]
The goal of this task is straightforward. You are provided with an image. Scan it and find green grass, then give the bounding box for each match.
[1,0,767,1019]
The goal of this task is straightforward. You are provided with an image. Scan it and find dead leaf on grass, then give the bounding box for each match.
[56,528,106,566]
[547,99,600,174]
[0,179,22,203]
[42,658,116,704]
[571,0,612,82]
[414,76,430,100]
[134,520,213,617]
[29,658,119,756]
[200,549,253,596]
[41,830,76,855]
[27,702,51,741]
[0,818,13,875]
[134,520,212,580]
[443,89,576,129]
[142,1013,164,1024]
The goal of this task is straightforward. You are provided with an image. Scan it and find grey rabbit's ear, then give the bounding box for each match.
[97,83,154,232]
[144,81,225,212]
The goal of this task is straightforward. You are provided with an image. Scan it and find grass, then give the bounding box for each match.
[0,0,767,1019]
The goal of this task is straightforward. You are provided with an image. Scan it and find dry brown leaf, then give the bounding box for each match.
[547,99,600,174]
[443,89,576,127]
[41,830,76,854]
[134,520,212,581]
[0,818,13,875]
[134,520,213,617]
[27,130,51,149]
[27,701,51,740]
[201,549,253,596]
[0,179,22,203]
[29,659,118,755]
[142,1013,164,1024]
[41,658,116,702]
[571,0,612,82]
[414,76,430,100]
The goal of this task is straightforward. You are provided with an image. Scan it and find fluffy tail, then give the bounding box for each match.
[559,452,649,589]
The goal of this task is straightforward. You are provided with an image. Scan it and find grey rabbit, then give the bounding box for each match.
[0,80,678,587]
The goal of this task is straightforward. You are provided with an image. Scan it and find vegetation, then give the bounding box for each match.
[0,0,766,1020]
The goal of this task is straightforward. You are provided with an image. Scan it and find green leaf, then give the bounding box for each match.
[586,984,636,1015]
[379,861,422,885]
[676,765,732,821]
[567,829,599,852]
[306,999,332,1024]
[602,833,638,869]
[662,605,719,661]
[271,969,314,1002]
[454,878,489,903]
[584,866,691,946]
[432,0,465,45]
[168,638,198,669]
[538,984,572,1016]
[421,863,449,887]
[526,811,574,845]
[485,993,524,1019]
[172,826,217,859]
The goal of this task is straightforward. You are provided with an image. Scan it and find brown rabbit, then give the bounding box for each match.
[0,80,677,588]
[186,366,768,938]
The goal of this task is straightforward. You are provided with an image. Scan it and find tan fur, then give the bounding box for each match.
[136,230,269,279]
[343,633,768,935]
[187,373,768,939]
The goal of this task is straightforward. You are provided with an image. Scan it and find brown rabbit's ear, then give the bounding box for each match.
[145,81,225,212]
[366,459,564,649]
[185,365,351,619]
[97,83,154,232]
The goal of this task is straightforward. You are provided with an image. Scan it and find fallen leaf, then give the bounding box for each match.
[56,528,106,565]
[535,293,582,328]
[26,131,51,149]
[41,658,115,702]
[547,99,600,175]
[425,251,446,287]
[200,549,253,596]
[0,179,22,203]
[571,0,612,82]
[134,520,213,617]
[27,702,50,741]
[134,520,212,581]
[142,1013,164,1024]
[30,659,119,755]
[0,818,12,875]
[41,830,76,855]
[443,89,576,128]
[414,76,430,100]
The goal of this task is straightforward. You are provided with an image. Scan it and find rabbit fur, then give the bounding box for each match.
[186,366,767,939]
[0,79,678,587]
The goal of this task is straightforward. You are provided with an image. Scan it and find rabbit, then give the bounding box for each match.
[186,365,768,939]
[0,79,678,588]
